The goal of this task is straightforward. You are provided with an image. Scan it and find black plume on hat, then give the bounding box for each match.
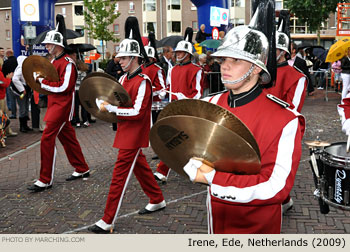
[148,32,159,62]
[251,0,276,87]
[278,10,291,55]
[184,27,193,43]
[56,14,68,48]
[125,16,149,63]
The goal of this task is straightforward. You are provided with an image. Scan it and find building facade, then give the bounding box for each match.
[0,0,341,57]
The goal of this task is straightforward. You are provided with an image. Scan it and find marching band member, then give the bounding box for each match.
[266,10,307,213]
[28,15,89,192]
[141,32,167,123]
[154,28,203,182]
[183,1,305,233]
[267,10,307,113]
[89,17,165,234]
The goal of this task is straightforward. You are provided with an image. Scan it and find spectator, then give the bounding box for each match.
[11,55,33,132]
[159,46,174,83]
[0,67,17,136]
[2,49,18,119]
[105,53,124,80]
[341,47,350,99]
[332,60,342,92]
[195,24,211,44]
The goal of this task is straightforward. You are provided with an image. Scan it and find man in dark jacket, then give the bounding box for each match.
[105,54,124,80]
[2,50,18,118]
[195,24,212,44]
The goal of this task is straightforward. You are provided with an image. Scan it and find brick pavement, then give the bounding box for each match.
[1,89,350,234]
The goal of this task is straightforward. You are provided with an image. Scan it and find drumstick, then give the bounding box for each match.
[161,89,178,96]
[347,134,350,153]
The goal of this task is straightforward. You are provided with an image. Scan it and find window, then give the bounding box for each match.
[232,0,245,7]
[230,18,245,27]
[144,22,156,34]
[74,5,83,15]
[275,1,283,10]
[5,11,10,22]
[144,0,156,11]
[75,26,84,36]
[6,30,10,40]
[115,45,120,53]
[114,3,119,13]
[113,24,120,34]
[129,2,135,13]
[192,21,198,32]
[167,0,180,10]
[61,7,66,17]
[167,21,181,33]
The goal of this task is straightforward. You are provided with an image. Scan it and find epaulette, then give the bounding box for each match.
[139,73,151,82]
[154,63,162,69]
[65,56,76,65]
[292,64,305,75]
[266,94,290,108]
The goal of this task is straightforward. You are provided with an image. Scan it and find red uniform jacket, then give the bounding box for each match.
[204,86,305,234]
[168,61,203,101]
[113,67,152,149]
[267,62,307,113]
[40,53,77,123]
[141,62,166,102]
[338,93,350,123]
[0,69,11,99]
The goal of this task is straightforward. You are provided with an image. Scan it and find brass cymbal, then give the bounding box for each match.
[305,140,331,147]
[157,99,260,159]
[150,115,261,177]
[79,75,132,123]
[22,55,59,95]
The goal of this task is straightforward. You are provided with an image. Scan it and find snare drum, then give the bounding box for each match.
[319,142,350,209]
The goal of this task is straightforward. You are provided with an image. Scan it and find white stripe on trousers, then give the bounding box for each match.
[48,121,66,185]
[111,148,141,226]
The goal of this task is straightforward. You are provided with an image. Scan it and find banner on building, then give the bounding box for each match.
[210,6,229,27]
[20,0,40,21]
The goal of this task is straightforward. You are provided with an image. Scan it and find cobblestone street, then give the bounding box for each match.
[1,89,350,234]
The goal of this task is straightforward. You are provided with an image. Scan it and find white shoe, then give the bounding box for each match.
[154,172,167,182]
[317,87,324,90]
[282,198,294,214]
[139,200,166,215]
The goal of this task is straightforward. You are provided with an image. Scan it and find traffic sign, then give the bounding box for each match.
[212,27,219,40]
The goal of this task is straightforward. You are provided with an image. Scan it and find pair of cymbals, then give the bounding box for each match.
[79,72,132,123]
[150,99,261,177]
[22,55,59,95]
[305,140,331,148]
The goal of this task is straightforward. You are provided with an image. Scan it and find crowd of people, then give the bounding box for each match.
[2,2,350,234]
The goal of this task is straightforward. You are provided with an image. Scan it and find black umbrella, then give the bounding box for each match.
[312,47,328,62]
[156,35,183,48]
[297,42,313,50]
[67,43,97,53]
[32,29,83,45]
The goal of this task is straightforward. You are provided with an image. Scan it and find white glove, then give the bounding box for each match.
[104,104,118,114]
[33,72,43,84]
[183,158,203,182]
[342,119,350,135]
[158,90,166,100]
[175,93,187,100]
[95,98,104,110]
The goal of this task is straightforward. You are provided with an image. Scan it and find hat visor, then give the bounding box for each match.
[41,40,64,48]
[116,52,142,58]
[212,47,271,84]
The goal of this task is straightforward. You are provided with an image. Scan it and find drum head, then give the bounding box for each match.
[324,142,350,158]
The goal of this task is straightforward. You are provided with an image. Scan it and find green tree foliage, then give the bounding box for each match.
[284,0,344,44]
[83,0,120,59]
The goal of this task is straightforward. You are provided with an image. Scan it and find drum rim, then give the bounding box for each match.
[321,142,350,168]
